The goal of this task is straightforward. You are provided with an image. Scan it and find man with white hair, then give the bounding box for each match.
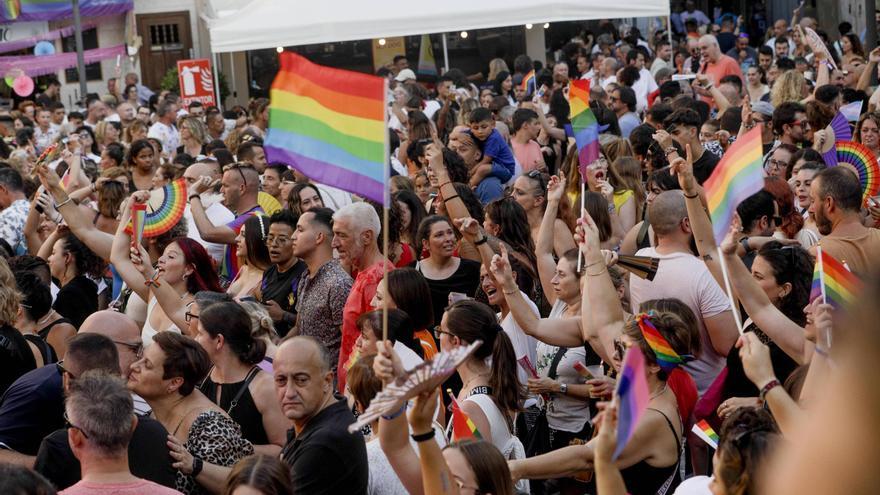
[331,202,391,390]
[696,34,743,108]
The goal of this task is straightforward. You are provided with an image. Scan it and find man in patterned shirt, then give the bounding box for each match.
[0,169,29,254]
[292,208,352,375]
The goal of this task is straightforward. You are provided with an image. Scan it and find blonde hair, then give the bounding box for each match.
[487,58,510,82]
[238,300,277,341]
[457,98,480,126]
[123,120,148,144]
[0,258,21,325]
[771,70,807,107]
[179,116,208,146]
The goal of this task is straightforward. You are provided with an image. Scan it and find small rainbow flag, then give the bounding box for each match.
[448,389,481,441]
[810,246,861,309]
[265,52,388,205]
[520,69,535,95]
[131,202,146,248]
[569,79,600,182]
[704,126,765,244]
[637,313,689,373]
[692,419,719,449]
[613,346,650,460]
[416,34,437,76]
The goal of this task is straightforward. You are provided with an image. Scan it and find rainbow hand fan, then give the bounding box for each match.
[835,141,880,205]
[347,340,482,433]
[125,178,187,238]
[820,112,854,167]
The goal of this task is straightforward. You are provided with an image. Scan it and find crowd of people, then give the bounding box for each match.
[0,6,880,495]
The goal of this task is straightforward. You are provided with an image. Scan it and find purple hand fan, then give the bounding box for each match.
[347,340,483,433]
[822,112,854,166]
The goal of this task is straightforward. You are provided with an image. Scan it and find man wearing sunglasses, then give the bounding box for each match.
[771,101,809,148]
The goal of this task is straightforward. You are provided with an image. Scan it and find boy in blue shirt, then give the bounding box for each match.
[466,107,516,189]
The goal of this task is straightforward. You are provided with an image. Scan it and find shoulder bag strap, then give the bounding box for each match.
[228,366,261,415]
[547,347,568,380]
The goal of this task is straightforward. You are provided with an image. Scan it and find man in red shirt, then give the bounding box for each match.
[696,34,743,108]
[332,202,392,390]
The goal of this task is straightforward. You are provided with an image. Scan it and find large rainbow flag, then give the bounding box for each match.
[704,126,765,244]
[265,52,388,205]
[613,346,650,460]
[569,79,600,182]
[810,246,861,309]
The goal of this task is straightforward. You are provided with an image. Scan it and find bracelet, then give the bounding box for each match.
[381,404,407,421]
[585,259,604,269]
[189,194,201,202]
[474,236,488,246]
[438,180,453,189]
[55,197,73,208]
[664,147,678,156]
[411,429,436,443]
[442,194,460,202]
[145,277,161,288]
[586,266,607,277]
[684,191,699,199]
[759,379,780,402]
[502,288,518,295]
[191,457,203,477]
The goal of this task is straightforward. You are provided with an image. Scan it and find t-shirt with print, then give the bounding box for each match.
[221,206,264,282]
[0,199,29,254]
[261,260,307,337]
[629,247,731,395]
[469,128,516,183]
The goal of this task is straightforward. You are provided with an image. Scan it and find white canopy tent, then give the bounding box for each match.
[206,0,670,53]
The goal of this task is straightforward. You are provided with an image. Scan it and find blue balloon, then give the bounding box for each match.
[34,41,55,56]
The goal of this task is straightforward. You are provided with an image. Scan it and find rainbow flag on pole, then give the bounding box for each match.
[417,34,437,76]
[692,419,719,449]
[265,52,388,205]
[131,202,146,248]
[704,126,765,244]
[613,346,650,460]
[569,79,600,182]
[448,389,481,441]
[520,69,535,95]
[810,246,861,309]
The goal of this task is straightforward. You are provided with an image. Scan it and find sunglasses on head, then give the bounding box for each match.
[223,162,255,186]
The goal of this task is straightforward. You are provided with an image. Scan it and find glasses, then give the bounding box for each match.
[609,95,620,102]
[64,411,89,439]
[185,311,199,323]
[265,235,291,245]
[78,132,91,140]
[223,162,255,186]
[57,360,75,380]
[789,120,809,129]
[433,326,455,340]
[765,158,788,171]
[114,340,144,358]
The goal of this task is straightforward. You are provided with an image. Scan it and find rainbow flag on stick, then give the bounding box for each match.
[265,52,388,205]
[810,246,861,309]
[131,202,146,248]
[569,79,600,182]
[613,346,650,460]
[704,126,765,244]
[692,420,719,449]
[448,389,481,441]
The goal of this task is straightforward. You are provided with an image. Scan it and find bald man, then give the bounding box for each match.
[0,311,146,467]
[182,160,235,265]
[696,34,743,108]
[188,162,264,280]
[628,191,739,396]
[276,336,368,494]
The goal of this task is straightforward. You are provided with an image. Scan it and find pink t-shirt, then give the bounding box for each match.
[629,247,731,396]
[699,54,744,107]
[511,139,545,173]
[61,479,182,495]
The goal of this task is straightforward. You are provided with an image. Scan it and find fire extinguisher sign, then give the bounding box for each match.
[177,59,216,107]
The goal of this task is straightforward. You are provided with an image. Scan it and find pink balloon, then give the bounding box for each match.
[13,75,33,97]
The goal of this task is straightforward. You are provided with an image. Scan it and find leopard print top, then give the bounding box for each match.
[177,410,254,495]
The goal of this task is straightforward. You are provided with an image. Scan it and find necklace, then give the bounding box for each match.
[649,383,668,401]
[461,372,489,393]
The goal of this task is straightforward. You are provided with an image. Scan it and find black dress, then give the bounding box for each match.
[198,367,269,446]
[0,324,37,397]
[412,258,481,326]
[23,334,56,365]
[52,276,98,329]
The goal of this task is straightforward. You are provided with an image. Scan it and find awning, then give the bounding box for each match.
[207,0,670,53]
[0,0,132,23]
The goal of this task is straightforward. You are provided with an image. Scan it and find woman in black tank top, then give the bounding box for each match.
[193,300,288,455]
[13,271,60,364]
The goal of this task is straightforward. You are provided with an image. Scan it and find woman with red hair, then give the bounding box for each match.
[111,193,223,344]
[763,176,812,246]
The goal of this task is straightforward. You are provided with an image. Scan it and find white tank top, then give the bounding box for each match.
[142,297,182,345]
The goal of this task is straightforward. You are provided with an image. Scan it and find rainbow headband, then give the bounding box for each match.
[637,312,692,372]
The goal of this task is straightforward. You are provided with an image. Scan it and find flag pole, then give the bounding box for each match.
[817,245,827,304]
[382,78,390,342]
[577,181,585,272]
[717,246,744,334]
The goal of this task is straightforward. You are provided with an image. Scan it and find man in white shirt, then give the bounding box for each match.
[182,160,234,265]
[764,19,796,55]
[629,191,739,396]
[147,100,180,154]
[626,49,659,113]
[598,58,619,90]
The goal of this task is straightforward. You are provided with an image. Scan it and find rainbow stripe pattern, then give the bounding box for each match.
[124,178,187,238]
[835,141,880,205]
[131,203,146,247]
[692,419,719,449]
[613,346,650,460]
[704,126,765,244]
[569,79,600,182]
[810,246,861,309]
[637,313,689,372]
[265,52,388,205]
[448,390,481,441]
[520,69,535,95]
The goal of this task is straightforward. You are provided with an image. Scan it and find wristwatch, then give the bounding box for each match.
[559,383,568,395]
[739,236,752,253]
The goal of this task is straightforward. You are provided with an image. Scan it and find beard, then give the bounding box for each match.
[814,205,833,235]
